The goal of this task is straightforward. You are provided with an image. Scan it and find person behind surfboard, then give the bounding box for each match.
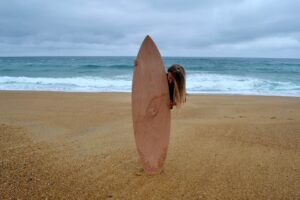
[166,64,186,109]
[134,60,186,109]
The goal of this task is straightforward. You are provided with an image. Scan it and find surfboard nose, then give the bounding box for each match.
[143,35,153,44]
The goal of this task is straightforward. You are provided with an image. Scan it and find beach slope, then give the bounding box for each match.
[0,92,299,199]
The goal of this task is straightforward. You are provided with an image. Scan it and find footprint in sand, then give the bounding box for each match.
[224,116,234,119]
[270,116,277,119]
[134,172,142,176]
[134,168,144,176]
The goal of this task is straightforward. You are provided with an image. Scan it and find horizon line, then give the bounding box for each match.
[0,55,300,60]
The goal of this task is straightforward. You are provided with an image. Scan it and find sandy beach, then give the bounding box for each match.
[0,91,299,199]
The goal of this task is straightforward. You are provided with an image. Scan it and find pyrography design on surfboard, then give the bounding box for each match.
[132,35,171,175]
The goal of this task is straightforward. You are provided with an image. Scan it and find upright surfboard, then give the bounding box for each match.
[132,35,171,175]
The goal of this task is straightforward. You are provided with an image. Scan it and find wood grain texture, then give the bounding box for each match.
[132,35,171,175]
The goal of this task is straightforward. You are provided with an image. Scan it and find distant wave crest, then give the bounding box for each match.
[78,64,133,70]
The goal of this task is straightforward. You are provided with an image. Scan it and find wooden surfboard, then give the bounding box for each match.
[132,35,171,175]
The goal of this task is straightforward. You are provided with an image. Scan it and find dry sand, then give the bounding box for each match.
[0,91,299,199]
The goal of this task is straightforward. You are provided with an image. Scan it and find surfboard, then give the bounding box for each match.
[132,35,171,175]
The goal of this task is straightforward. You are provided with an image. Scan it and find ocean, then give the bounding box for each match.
[0,56,299,97]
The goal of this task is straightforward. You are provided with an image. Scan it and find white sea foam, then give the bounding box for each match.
[186,73,300,96]
[0,74,299,96]
[0,76,132,92]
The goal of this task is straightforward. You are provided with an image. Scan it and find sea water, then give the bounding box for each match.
[0,56,299,96]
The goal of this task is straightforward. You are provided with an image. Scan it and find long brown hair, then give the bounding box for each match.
[168,64,186,107]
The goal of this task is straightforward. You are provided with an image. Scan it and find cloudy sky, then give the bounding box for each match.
[0,0,299,58]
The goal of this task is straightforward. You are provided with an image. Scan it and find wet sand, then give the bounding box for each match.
[0,91,299,199]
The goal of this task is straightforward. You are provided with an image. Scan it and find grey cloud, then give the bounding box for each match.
[0,0,299,57]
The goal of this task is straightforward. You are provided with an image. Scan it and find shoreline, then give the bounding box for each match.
[0,91,299,199]
[1,90,299,98]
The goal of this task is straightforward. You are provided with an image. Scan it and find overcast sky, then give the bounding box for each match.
[0,0,299,58]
